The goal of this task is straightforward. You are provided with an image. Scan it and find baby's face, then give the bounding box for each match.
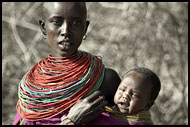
[114,71,152,114]
[42,2,89,57]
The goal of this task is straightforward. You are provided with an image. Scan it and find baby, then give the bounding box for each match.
[87,67,161,125]
[114,67,161,114]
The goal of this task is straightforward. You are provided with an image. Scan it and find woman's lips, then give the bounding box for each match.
[58,41,72,50]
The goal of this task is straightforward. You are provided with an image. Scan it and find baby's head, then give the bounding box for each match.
[114,67,161,114]
[39,2,89,57]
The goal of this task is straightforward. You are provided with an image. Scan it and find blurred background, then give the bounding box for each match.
[2,2,188,125]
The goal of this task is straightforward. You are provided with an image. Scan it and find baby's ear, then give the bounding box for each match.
[39,20,47,36]
[144,100,154,110]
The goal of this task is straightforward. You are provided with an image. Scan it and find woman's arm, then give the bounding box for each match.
[60,68,121,125]
[99,68,121,106]
[61,91,107,125]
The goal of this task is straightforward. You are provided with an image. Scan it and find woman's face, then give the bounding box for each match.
[114,71,152,114]
[41,2,89,57]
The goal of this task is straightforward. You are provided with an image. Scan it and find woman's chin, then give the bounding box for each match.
[55,50,74,57]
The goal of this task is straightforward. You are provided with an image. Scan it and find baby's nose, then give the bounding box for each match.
[122,93,130,101]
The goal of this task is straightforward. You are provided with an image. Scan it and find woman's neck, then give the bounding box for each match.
[50,51,80,58]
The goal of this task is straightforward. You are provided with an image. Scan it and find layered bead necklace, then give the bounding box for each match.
[17,51,105,121]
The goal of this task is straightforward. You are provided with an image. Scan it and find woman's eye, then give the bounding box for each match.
[52,20,62,26]
[73,20,81,26]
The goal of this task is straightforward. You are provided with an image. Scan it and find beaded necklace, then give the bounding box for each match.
[17,51,105,122]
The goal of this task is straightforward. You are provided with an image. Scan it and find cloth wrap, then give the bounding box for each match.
[88,106,153,125]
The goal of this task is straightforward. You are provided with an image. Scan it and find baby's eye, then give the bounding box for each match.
[119,88,125,92]
[132,93,136,96]
[131,93,139,98]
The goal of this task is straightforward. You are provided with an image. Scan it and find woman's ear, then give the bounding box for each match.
[39,20,47,36]
[84,20,90,34]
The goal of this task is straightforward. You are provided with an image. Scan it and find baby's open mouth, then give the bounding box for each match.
[118,103,129,113]
[120,101,129,107]
[118,99,130,110]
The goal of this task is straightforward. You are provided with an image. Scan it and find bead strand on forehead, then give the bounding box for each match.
[17,51,105,121]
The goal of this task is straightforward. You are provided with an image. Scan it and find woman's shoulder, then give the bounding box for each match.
[99,68,121,106]
[104,68,120,80]
[104,68,121,93]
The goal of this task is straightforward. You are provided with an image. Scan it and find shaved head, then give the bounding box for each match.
[42,2,87,20]
[39,2,90,57]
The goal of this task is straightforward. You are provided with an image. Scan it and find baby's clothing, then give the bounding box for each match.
[88,106,153,125]
[13,106,153,125]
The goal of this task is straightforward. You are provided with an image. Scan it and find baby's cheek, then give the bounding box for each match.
[114,92,121,103]
[129,101,140,114]
[116,92,123,99]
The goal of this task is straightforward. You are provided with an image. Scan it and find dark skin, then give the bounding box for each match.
[114,71,153,114]
[39,2,121,125]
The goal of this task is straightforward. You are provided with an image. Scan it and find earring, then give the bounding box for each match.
[83,34,87,40]
[42,34,47,39]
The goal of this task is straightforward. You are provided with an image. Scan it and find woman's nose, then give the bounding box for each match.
[60,23,71,37]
